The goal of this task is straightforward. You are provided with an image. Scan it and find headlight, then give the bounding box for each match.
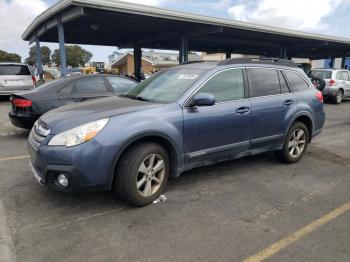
[48,118,109,147]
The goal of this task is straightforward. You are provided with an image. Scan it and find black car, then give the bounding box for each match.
[9,74,137,129]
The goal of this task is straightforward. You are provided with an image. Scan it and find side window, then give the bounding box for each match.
[284,71,310,92]
[74,77,107,93]
[106,76,137,93]
[336,72,343,80]
[248,68,280,97]
[59,82,74,94]
[278,71,290,94]
[341,72,350,81]
[198,69,245,103]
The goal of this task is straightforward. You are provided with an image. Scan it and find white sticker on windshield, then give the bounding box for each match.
[177,74,199,80]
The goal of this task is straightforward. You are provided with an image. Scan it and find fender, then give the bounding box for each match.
[106,130,183,189]
[284,110,314,142]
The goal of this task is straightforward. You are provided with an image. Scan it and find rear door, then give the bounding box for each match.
[71,76,112,102]
[0,64,33,92]
[248,67,295,149]
[340,71,350,97]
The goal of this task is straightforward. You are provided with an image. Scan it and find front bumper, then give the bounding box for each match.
[27,135,116,194]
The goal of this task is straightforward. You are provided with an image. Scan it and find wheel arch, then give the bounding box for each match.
[287,112,314,143]
[108,132,181,189]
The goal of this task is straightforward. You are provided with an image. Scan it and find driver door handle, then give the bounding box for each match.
[236,106,250,115]
[283,100,294,106]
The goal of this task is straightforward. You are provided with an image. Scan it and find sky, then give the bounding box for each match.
[1,0,350,63]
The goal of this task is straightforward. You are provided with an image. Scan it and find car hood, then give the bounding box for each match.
[40,96,162,134]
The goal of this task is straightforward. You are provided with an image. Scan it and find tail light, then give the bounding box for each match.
[316,91,324,103]
[329,79,336,87]
[11,98,32,108]
[32,75,36,86]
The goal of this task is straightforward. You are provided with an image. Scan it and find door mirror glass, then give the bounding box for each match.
[192,92,215,106]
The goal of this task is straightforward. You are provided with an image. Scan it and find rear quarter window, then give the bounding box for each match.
[0,65,31,75]
[284,71,310,92]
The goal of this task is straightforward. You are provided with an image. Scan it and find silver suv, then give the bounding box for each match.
[0,63,35,95]
[308,69,350,104]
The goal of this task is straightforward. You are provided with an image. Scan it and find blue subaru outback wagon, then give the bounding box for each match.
[28,58,325,206]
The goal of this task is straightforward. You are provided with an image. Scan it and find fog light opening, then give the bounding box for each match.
[57,174,69,188]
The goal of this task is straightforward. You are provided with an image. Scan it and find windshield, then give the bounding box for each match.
[125,68,205,103]
[308,70,332,79]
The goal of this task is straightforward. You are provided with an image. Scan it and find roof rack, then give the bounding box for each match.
[218,58,297,67]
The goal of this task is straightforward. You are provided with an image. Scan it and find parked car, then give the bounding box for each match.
[0,63,35,95]
[308,69,350,104]
[9,74,137,129]
[27,59,325,206]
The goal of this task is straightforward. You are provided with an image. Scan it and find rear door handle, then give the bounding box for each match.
[236,106,250,115]
[283,100,294,106]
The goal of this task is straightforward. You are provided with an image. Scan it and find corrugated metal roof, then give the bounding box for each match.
[22,0,350,44]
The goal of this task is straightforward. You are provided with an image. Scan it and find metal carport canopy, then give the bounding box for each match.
[23,0,350,59]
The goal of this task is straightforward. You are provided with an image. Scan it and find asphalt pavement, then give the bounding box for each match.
[0,97,349,262]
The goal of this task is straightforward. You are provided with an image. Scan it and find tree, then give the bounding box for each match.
[52,45,93,68]
[25,46,51,66]
[0,50,21,63]
[108,50,123,63]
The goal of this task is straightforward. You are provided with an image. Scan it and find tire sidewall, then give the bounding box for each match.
[122,143,170,206]
[334,91,343,104]
[282,122,309,163]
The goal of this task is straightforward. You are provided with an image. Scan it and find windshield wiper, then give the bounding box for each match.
[119,94,151,102]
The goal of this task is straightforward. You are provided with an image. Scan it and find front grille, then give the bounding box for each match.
[29,121,50,148]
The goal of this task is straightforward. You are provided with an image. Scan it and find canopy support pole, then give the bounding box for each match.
[35,39,44,82]
[57,20,67,77]
[134,45,142,81]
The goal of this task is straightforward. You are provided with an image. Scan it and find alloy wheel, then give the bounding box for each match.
[336,92,343,104]
[288,129,306,158]
[136,154,165,197]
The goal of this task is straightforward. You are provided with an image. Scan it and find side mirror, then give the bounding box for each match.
[191,92,216,107]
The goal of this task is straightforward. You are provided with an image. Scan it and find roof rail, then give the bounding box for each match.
[218,58,297,67]
[179,60,207,65]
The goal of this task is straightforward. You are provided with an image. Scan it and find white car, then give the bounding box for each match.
[309,69,350,104]
[0,63,35,95]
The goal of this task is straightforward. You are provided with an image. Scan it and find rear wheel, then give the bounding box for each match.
[275,122,309,163]
[115,142,170,206]
[332,90,343,104]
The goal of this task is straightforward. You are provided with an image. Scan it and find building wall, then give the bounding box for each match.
[114,54,153,76]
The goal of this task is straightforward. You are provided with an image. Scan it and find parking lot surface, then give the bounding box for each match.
[0,97,349,262]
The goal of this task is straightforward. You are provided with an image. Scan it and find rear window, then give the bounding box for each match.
[308,70,332,80]
[284,71,310,92]
[0,65,31,75]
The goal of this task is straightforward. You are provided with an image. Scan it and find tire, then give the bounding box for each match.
[275,122,309,164]
[115,142,170,206]
[311,77,325,91]
[332,90,343,104]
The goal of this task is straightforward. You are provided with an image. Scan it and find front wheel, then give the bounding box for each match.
[115,142,170,206]
[275,122,309,163]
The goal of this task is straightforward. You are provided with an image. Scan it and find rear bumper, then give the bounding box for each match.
[0,85,34,95]
[322,87,338,97]
[8,111,40,129]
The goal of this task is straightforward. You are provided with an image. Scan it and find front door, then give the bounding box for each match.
[183,68,251,164]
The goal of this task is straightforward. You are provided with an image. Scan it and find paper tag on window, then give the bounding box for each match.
[177,74,199,80]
